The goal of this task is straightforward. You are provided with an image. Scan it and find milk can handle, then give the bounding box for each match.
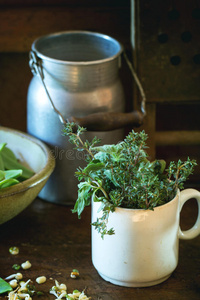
[29,51,67,125]
[29,50,146,130]
[123,52,146,116]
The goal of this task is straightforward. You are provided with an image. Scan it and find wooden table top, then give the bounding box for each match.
[0,196,199,300]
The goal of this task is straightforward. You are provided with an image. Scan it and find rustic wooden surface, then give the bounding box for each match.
[0,195,199,300]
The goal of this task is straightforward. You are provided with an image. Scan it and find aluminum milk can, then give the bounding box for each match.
[27,31,125,205]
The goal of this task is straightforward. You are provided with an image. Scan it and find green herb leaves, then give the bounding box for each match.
[82,159,105,175]
[0,170,22,189]
[0,143,34,190]
[0,277,12,294]
[63,122,197,238]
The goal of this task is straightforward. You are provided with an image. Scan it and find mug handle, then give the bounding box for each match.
[179,188,200,240]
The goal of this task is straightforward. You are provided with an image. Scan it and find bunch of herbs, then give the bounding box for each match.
[63,123,197,238]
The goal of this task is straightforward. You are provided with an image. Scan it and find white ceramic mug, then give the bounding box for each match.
[91,188,200,287]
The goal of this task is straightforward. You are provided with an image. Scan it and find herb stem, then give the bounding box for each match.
[71,131,94,159]
[92,180,109,200]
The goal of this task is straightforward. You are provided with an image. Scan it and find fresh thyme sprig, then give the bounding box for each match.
[63,124,100,161]
[63,122,197,238]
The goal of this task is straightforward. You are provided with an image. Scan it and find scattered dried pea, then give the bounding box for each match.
[21,261,32,270]
[12,264,21,271]
[70,269,80,279]
[36,276,46,284]
[9,246,19,255]
[9,279,18,289]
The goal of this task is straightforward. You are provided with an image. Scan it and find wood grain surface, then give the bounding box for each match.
[0,196,199,300]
